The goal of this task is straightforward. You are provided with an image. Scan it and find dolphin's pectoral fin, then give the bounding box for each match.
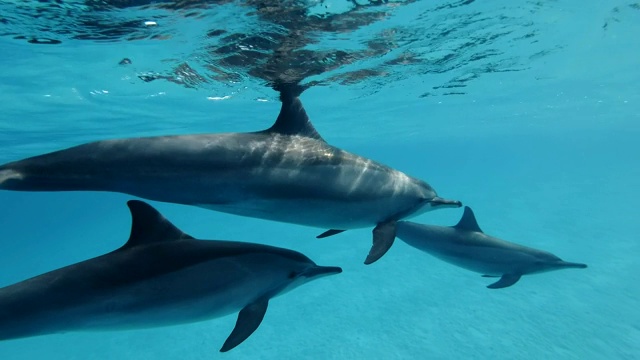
[481,275,500,278]
[316,229,346,239]
[220,299,269,352]
[486,274,521,289]
[364,221,397,265]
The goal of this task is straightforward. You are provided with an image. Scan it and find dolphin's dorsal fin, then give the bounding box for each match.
[124,200,193,248]
[453,206,483,233]
[264,95,325,142]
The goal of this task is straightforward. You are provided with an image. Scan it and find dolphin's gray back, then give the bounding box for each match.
[0,133,382,193]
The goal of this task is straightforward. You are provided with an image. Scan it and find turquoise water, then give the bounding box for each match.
[0,1,639,359]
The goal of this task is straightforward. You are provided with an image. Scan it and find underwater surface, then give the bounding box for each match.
[0,0,638,359]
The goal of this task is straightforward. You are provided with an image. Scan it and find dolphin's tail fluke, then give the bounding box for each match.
[0,153,101,192]
[0,168,24,190]
[0,165,76,192]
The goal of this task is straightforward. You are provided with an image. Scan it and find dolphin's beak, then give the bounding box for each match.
[301,266,343,279]
[428,197,462,209]
[557,261,588,269]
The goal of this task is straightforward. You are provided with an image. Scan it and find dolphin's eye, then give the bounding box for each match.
[288,271,298,279]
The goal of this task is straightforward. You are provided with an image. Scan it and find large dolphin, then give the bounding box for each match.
[0,200,341,352]
[0,91,461,264]
[395,206,587,289]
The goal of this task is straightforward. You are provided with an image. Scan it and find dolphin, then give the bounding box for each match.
[0,200,342,352]
[0,91,461,264]
[395,206,587,289]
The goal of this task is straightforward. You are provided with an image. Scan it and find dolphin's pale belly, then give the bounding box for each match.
[198,198,406,229]
[158,162,421,228]
[0,254,287,339]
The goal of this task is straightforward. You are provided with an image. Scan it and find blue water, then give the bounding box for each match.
[0,0,639,359]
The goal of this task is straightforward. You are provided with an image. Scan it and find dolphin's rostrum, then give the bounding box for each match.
[0,200,342,351]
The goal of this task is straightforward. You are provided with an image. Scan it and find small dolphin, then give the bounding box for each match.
[0,91,461,264]
[395,206,587,289]
[0,200,342,352]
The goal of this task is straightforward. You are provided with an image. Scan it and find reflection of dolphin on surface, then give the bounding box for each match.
[0,200,341,352]
[0,90,461,264]
[396,206,587,289]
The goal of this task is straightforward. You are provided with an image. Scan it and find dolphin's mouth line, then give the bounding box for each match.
[301,266,343,278]
[428,197,463,208]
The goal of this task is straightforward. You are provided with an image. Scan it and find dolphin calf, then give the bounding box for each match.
[395,206,587,289]
[0,200,342,352]
[0,91,461,264]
